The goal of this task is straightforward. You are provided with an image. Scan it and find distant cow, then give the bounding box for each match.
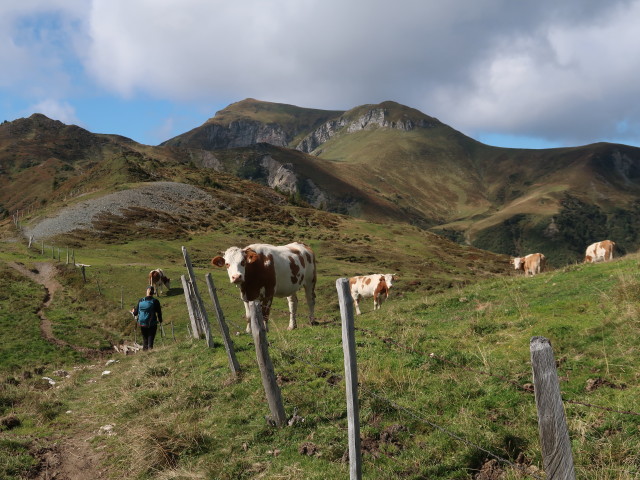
[349,274,397,315]
[148,269,171,295]
[211,242,316,332]
[584,240,615,263]
[511,253,546,276]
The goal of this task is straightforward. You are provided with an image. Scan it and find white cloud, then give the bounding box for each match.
[4,0,640,146]
[0,2,89,97]
[28,99,80,125]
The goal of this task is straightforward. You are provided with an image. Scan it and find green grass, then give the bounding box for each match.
[0,216,639,478]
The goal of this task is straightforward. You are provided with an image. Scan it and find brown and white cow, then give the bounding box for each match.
[148,269,171,295]
[584,240,615,263]
[211,242,316,332]
[349,274,396,315]
[511,253,546,276]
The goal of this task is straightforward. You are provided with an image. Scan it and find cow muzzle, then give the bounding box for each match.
[230,274,243,284]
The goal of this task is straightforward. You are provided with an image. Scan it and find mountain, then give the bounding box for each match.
[3,99,640,266]
[161,99,640,264]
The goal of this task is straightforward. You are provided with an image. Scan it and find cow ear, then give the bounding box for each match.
[211,256,225,267]
[245,249,260,264]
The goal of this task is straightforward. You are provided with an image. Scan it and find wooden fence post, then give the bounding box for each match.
[249,301,286,426]
[530,336,576,480]
[182,246,214,348]
[188,280,206,338]
[81,265,86,283]
[181,275,202,339]
[205,273,241,378]
[336,278,362,480]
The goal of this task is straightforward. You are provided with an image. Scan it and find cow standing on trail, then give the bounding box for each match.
[148,269,170,295]
[211,242,316,332]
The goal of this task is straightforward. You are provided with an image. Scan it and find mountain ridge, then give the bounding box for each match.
[3,99,640,264]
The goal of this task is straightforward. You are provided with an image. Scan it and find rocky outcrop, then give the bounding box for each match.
[260,155,298,195]
[165,120,290,150]
[295,119,347,153]
[295,107,436,153]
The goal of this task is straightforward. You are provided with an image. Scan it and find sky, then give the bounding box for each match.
[2,0,640,149]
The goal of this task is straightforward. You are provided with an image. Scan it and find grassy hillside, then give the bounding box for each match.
[1,214,639,479]
[155,99,640,264]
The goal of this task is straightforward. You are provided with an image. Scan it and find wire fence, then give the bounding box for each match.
[211,280,640,478]
[18,238,640,477]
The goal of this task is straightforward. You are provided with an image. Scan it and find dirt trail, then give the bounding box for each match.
[8,261,103,356]
[8,261,111,479]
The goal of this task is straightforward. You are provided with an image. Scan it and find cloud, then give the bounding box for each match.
[28,99,80,125]
[0,2,89,98]
[5,0,640,147]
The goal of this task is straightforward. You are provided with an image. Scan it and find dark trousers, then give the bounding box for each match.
[140,325,158,350]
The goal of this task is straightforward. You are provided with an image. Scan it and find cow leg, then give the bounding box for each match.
[304,283,317,326]
[262,298,273,332]
[287,294,298,330]
[354,295,362,315]
[244,301,252,333]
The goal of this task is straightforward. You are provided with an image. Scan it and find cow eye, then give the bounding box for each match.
[240,260,246,266]
[225,263,230,268]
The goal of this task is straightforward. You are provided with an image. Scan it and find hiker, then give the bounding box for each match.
[131,285,163,350]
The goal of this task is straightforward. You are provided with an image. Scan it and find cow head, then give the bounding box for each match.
[211,247,260,284]
[511,257,524,270]
[383,274,397,289]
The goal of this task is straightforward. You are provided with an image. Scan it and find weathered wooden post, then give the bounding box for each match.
[66,247,69,265]
[182,246,214,348]
[181,275,202,339]
[41,241,44,255]
[205,273,241,378]
[186,279,205,338]
[248,301,286,426]
[120,286,124,309]
[530,336,576,480]
[336,278,362,480]
[81,265,86,283]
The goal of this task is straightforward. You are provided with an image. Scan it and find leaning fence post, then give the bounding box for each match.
[181,275,201,339]
[336,278,362,480]
[249,301,286,426]
[187,279,205,338]
[530,336,576,480]
[182,246,214,348]
[205,273,241,378]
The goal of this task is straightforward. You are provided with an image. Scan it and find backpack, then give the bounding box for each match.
[137,297,156,327]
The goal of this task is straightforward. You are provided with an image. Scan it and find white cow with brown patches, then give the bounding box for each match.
[349,274,396,315]
[511,253,546,276]
[584,240,615,263]
[148,269,171,295]
[211,242,316,332]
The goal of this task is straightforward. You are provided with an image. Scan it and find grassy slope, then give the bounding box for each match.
[1,218,639,479]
